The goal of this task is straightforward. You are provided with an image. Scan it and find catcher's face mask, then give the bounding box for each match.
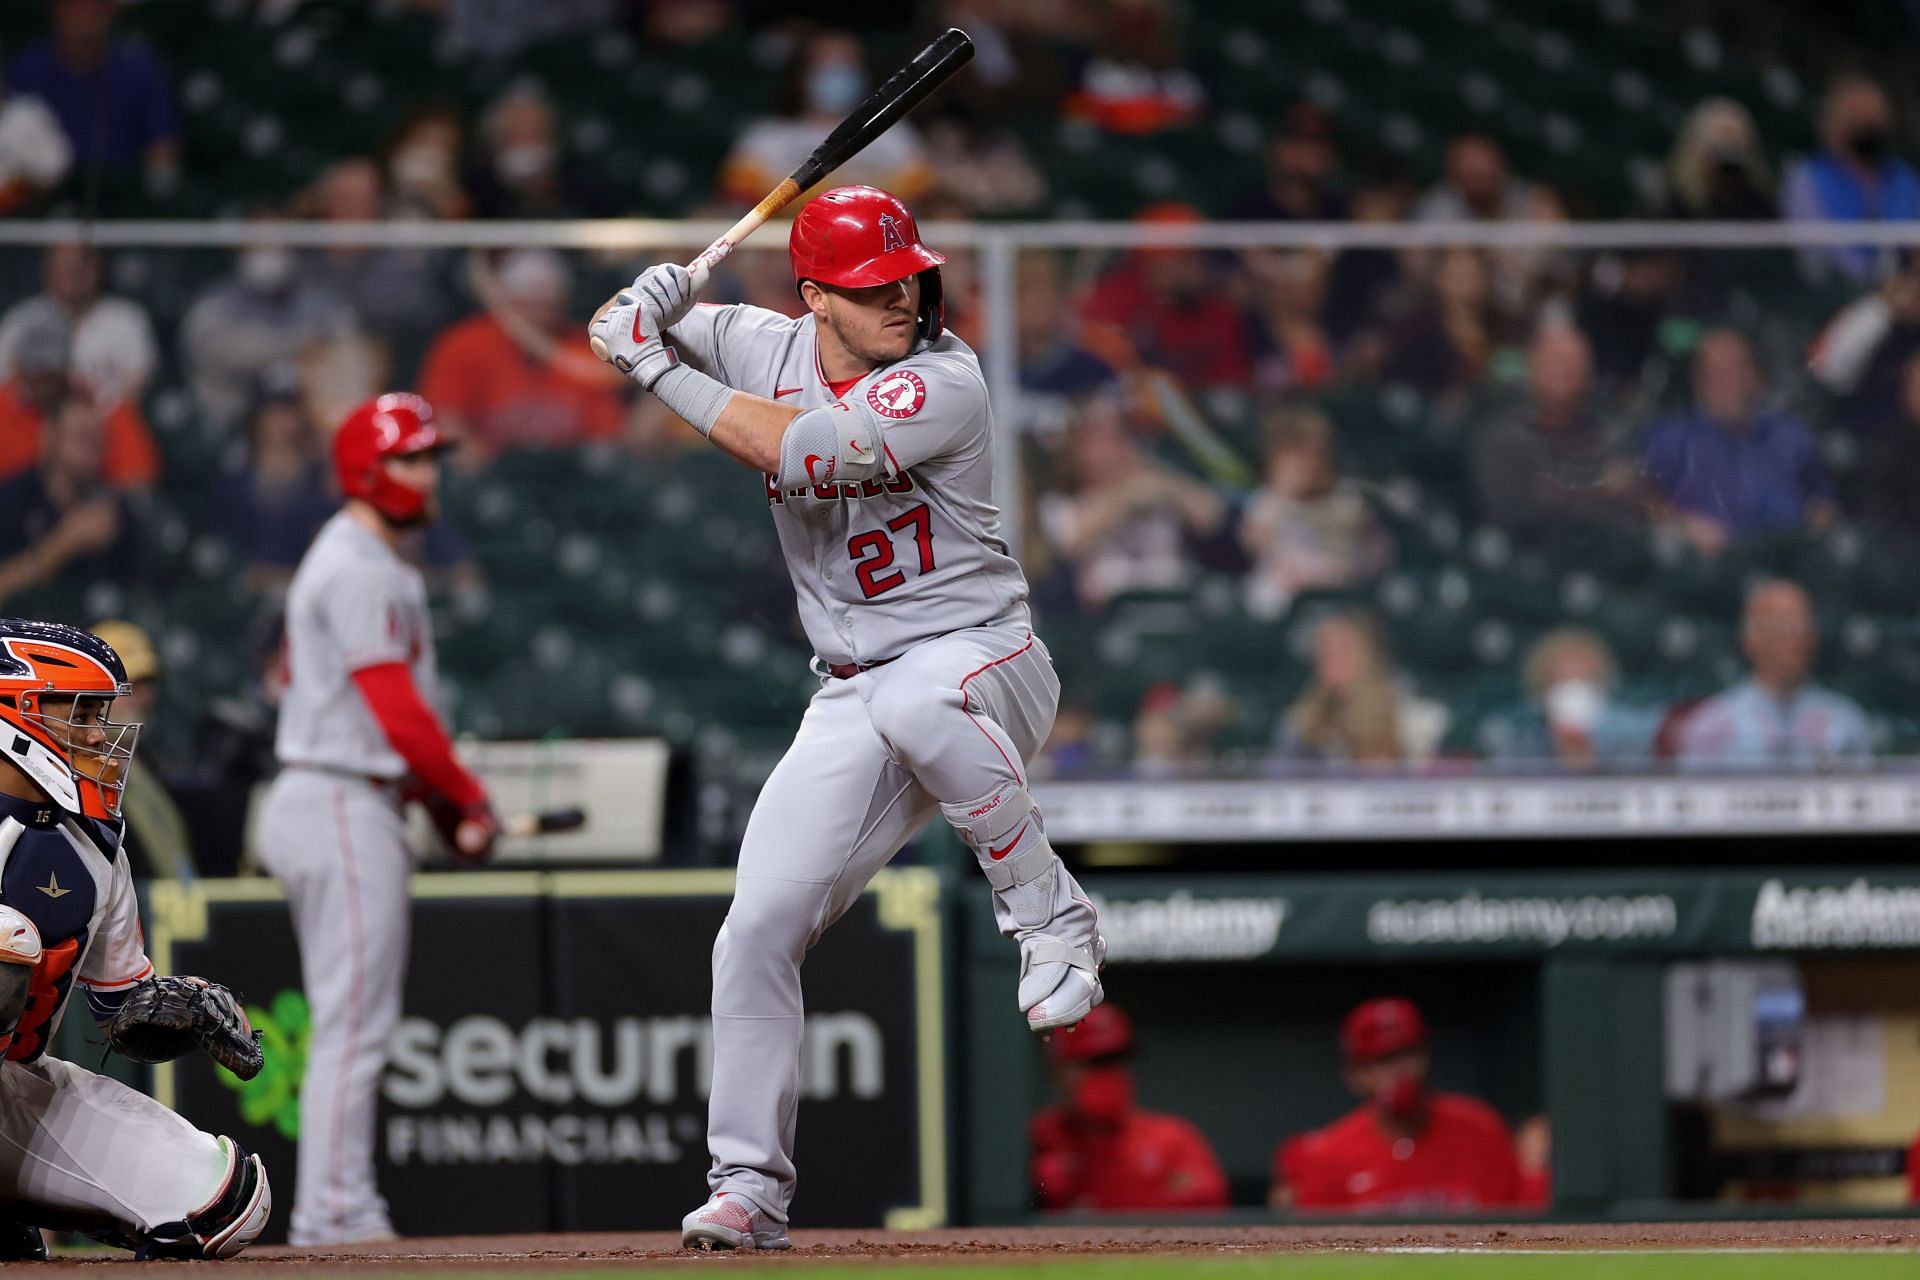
[25,692,141,820]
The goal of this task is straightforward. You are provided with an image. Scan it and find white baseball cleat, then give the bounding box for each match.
[680,1194,790,1251]
[1021,933,1106,1032]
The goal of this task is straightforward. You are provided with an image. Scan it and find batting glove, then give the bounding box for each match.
[590,294,679,389]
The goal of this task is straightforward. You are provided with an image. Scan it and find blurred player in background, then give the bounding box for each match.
[256,394,498,1246]
[1030,1004,1228,1212]
[1273,998,1542,1213]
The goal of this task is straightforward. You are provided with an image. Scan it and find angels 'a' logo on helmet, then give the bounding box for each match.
[878,213,907,254]
[867,369,927,420]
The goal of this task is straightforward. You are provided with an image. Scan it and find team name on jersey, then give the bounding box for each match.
[765,470,919,507]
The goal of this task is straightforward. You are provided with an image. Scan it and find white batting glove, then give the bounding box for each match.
[589,264,697,389]
[590,296,679,388]
[629,262,696,331]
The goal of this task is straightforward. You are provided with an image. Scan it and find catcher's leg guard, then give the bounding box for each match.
[941,782,1104,1032]
[137,1137,271,1259]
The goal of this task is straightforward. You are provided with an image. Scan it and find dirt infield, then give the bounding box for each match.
[33,1220,1914,1269]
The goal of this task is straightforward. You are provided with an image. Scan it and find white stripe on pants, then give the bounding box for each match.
[256,768,409,1246]
[706,623,1070,1222]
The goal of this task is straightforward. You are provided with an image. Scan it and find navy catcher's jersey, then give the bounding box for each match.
[0,792,153,1061]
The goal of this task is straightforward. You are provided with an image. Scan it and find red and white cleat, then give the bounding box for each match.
[680,1193,790,1251]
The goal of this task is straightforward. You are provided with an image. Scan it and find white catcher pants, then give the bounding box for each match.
[256,768,411,1246]
[706,619,1089,1223]
[0,1054,233,1235]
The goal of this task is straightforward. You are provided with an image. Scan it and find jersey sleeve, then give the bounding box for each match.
[319,565,416,672]
[864,349,990,475]
[77,849,155,1019]
[665,302,794,389]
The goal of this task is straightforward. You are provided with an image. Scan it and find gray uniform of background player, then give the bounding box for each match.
[666,302,1100,1224]
[257,511,437,1245]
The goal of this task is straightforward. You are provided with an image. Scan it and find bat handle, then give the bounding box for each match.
[686,238,732,294]
[686,176,804,294]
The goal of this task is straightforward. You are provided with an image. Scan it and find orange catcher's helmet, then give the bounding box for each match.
[0,620,141,821]
[789,185,947,341]
[333,392,447,524]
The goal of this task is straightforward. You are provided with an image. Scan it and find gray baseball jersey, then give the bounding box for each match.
[665,305,1028,665]
[275,511,437,777]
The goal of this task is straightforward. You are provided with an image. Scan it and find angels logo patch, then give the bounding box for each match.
[867,370,927,420]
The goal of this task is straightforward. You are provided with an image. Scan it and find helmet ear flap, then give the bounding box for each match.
[916,267,945,343]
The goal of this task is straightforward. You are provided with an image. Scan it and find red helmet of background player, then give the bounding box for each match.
[789,185,947,342]
[1047,1003,1134,1066]
[333,393,447,524]
[1341,997,1427,1065]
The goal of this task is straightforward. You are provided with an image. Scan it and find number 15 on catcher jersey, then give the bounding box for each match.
[666,304,1030,667]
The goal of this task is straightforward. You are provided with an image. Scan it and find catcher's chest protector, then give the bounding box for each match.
[0,794,123,1062]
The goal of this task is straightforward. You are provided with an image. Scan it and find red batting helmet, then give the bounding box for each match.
[333,392,447,524]
[1047,1003,1134,1066]
[789,185,947,342]
[1341,998,1427,1066]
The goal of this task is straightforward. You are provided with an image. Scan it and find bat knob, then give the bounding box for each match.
[589,334,611,362]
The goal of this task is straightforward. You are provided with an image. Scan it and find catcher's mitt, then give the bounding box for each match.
[107,976,264,1081]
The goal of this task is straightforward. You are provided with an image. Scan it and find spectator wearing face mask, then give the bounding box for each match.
[1030,1005,1228,1212]
[1482,628,1661,770]
[0,308,157,490]
[1272,999,1539,1213]
[1662,98,1775,220]
[469,79,608,219]
[180,228,359,429]
[717,30,931,207]
[0,240,157,410]
[1782,76,1920,284]
[381,106,472,221]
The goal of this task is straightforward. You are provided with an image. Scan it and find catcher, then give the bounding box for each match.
[0,619,269,1260]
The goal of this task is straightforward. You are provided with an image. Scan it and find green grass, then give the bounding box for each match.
[313,1255,1920,1280]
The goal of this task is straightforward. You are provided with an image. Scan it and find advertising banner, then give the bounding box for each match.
[145,870,946,1241]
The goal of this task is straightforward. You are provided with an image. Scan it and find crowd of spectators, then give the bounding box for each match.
[0,1,1913,781]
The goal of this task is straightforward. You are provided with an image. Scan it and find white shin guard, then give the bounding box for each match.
[942,783,1104,1030]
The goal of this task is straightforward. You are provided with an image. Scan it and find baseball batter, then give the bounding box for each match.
[590,185,1105,1250]
[0,619,269,1259]
[257,394,499,1247]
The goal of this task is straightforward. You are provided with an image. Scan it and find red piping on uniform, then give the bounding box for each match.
[957,634,1037,787]
[330,784,368,1236]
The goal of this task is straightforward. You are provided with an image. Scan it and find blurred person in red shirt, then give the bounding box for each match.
[418,248,627,463]
[1272,998,1542,1213]
[1080,203,1253,392]
[1030,1004,1229,1212]
[0,307,157,490]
